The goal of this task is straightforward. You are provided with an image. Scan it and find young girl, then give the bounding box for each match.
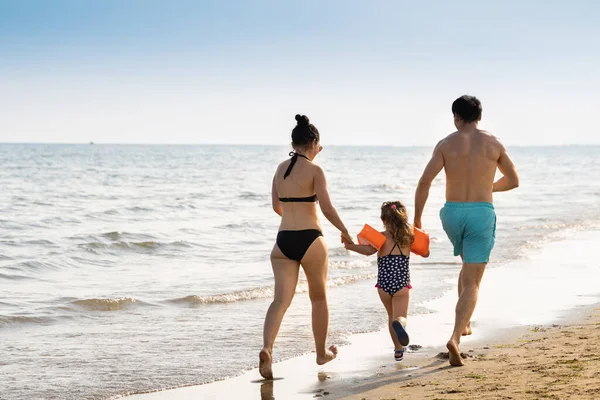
[343,201,414,361]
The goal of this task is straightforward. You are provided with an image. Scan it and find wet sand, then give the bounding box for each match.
[340,307,600,400]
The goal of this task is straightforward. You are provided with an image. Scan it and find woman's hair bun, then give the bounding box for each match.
[291,114,319,147]
[295,114,310,126]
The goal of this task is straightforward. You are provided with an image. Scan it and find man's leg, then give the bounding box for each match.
[457,257,472,336]
[447,262,486,366]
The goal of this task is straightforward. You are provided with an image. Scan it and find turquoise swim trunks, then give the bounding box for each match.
[439,202,496,263]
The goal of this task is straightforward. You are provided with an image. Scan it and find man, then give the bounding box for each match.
[414,95,519,366]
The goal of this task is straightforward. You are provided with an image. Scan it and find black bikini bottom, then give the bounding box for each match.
[276,229,323,262]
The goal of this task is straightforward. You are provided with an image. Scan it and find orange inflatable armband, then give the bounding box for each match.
[411,227,430,257]
[357,224,386,250]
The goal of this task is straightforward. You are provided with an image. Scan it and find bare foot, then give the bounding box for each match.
[259,348,273,380]
[462,325,472,336]
[446,340,464,367]
[316,345,338,365]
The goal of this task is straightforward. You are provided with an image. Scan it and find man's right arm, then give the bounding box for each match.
[492,142,519,192]
[414,140,444,228]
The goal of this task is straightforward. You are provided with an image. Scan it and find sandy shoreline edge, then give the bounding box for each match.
[339,304,600,400]
[122,302,600,400]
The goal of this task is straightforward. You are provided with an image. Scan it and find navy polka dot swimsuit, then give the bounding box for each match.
[376,242,411,296]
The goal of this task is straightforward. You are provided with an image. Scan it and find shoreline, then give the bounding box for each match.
[122,302,599,400]
[340,304,600,399]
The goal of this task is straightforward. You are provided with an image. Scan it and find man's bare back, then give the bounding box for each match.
[414,122,518,227]
[437,128,506,203]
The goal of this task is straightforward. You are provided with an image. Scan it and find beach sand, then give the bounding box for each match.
[340,307,600,400]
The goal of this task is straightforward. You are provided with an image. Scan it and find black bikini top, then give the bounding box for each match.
[279,152,318,203]
[279,195,317,202]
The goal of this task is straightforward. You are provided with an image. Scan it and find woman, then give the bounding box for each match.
[259,114,354,380]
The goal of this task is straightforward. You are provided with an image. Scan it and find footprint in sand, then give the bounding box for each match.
[436,352,473,360]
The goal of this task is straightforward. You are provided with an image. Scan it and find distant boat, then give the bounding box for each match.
[89,141,94,145]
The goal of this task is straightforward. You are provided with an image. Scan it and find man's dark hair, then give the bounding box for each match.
[451,95,482,123]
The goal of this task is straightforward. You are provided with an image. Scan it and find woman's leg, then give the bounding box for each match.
[377,288,402,350]
[300,236,337,365]
[259,244,300,379]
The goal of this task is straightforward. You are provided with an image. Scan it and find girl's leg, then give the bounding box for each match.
[390,287,411,349]
[377,288,402,350]
[392,287,410,326]
[300,236,338,365]
[259,244,300,379]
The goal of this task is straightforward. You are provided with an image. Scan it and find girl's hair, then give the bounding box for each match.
[292,114,320,148]
[380,201,414,247]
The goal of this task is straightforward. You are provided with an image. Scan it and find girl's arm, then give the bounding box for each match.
[344,243,378,256]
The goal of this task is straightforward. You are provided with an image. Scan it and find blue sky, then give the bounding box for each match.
[1,0,599,146]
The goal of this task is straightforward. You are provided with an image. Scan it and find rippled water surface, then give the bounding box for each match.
[1,144,599,399]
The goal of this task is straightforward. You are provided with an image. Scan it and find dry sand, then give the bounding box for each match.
[340,308,600,400]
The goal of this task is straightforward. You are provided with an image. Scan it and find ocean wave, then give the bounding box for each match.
[32,200,53,206]
[102,209,122,215]
[170,273,375,306]
[73,232,195,252]
[10,260,62,271]
[514,221,585,232]
[0,272,35,280]
[165,203,196,210]
[216,222,266,232]
[0,222,27,231]
[0,240,22,247]
[72,297,143,311]
[40,216,82,225]
[170,287,275,305]
[10,196,28,202]
[412,261,461,266]
[24,239,58,246]
[326,273,376,287]
[238,191,268,200]
[126,206,154,212]
[80,240,194,252]
[0,315,55,326]
[327,247,349,257]
[339,205,370,211]
[365,183,410,193]
[329,259,374,270]
[101,231,154,240]
[0,239,59,248]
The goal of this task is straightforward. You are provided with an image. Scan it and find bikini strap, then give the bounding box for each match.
[388,242,400,256]
[283,151,310,179]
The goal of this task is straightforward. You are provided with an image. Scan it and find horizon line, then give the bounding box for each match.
[1,141,600,148]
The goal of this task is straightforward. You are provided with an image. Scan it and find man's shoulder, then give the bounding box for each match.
[477,130,505,149]
[435,131,459,150]
[437,130,504,153]
[478,129,498,139]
